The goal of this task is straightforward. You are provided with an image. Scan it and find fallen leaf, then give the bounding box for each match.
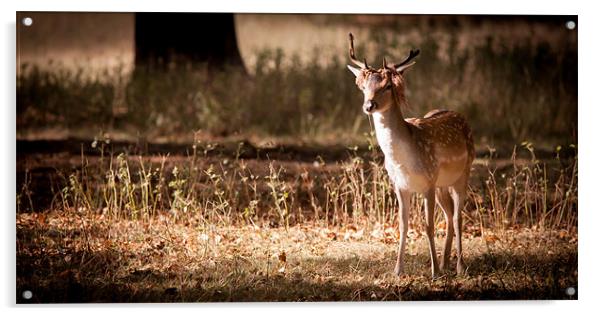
[327,232,337,240]
[437,221,446,231]
[37,213,47,225]
[485,234,500,243]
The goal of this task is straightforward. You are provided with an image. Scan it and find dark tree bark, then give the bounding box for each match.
[134,12,245,72]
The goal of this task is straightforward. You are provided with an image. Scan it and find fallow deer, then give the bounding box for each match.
[346,33,474,278]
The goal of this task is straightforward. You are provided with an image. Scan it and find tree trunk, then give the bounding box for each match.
[134,12,245,72]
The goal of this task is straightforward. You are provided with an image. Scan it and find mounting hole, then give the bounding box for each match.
[565,20,576,30]
[22,290,33,299]
[566,286,576,296]
[22,17,33,26]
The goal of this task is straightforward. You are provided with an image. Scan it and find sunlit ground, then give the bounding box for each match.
[17,210,577,302]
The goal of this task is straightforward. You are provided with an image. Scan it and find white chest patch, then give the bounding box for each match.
[375,122,430,193]
[385,159,430,193]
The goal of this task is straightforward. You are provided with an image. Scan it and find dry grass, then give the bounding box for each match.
[17,138,578,231]
[16,138,578,302]
[16,211,577,302]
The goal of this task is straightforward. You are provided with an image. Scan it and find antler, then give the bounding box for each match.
[349,33,368,69]
[394,49,420,69]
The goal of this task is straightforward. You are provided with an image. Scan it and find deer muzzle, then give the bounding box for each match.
[363,100,378,114]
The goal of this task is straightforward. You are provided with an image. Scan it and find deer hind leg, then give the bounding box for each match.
[451,174,468,275]
[424,188,441,279]
[436,188,454,272]
[394,190,411,276]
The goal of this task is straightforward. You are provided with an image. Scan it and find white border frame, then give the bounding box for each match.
[3,1,597,315]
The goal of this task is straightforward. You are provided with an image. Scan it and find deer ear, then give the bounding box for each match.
[347,65,362,77]
[396,61,416,74]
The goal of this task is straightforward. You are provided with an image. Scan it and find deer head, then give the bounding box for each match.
[346,33,420,114]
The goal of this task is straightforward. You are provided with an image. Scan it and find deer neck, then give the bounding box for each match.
[371,103,414,162]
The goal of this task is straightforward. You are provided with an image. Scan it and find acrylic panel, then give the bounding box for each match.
[16,12,578,303]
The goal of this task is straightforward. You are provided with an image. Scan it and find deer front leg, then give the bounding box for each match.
[424,188,441,279]
[394,190,410,276]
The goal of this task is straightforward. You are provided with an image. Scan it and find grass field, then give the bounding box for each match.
[16,138,577,302]
[17,211,577,302]
[16,14,578,302]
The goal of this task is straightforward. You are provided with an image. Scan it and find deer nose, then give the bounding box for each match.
[363,100,378,113]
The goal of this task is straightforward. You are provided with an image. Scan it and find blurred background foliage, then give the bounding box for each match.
[17,14,577,148]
